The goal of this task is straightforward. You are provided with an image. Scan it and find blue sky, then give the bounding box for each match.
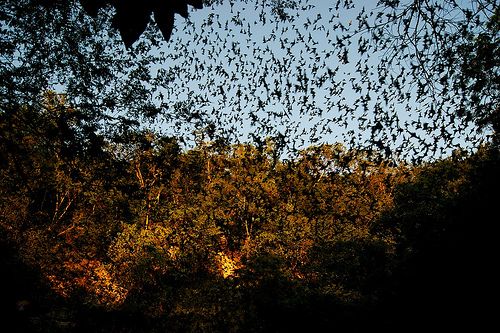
[127,0,485,160]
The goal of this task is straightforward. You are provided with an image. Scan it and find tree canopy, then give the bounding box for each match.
[1,98,497,330]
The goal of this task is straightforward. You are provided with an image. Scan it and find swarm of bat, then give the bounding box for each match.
[3,0,496,162]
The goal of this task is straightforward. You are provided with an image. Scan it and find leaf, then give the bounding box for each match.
[154,5,175,42]
[112,2,151,49]
[171,0,189,19]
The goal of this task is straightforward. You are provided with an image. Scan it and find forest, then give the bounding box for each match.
[1,0,499,332]
[1,93,498,331]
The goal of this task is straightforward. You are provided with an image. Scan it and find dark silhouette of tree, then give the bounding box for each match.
[353,0,499,156]
[373,147,499,331]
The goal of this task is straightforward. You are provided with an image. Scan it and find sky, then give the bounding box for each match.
[111,0,490,160]
[148,1,376,149]
[0,0,492,165]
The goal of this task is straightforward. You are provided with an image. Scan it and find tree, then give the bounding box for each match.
[371,146,499,331]
[1,0,166,145]
[347,0,499,156]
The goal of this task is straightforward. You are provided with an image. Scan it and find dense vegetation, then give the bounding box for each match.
[1,0,498,331]
[1,93,498,332]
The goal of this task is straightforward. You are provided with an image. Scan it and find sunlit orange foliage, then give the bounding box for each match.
[48,259,128,308]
